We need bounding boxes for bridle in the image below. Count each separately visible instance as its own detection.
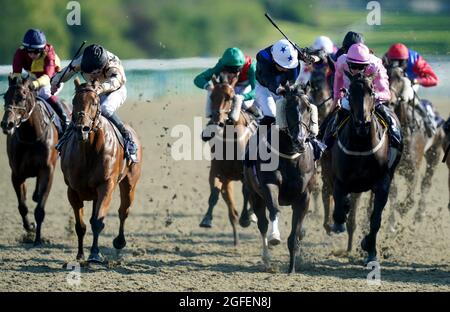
[74,86,101,132]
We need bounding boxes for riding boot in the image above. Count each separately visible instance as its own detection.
[309,136,327,161]
[107,113,139,163]
[245,104,263,120]
[55,123,74,152]
[375,104,402,149]
[47,97,70,131]
[322,108,349,149]
[415,101,436,137]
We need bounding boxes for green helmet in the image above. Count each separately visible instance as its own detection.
[221,47,245,67]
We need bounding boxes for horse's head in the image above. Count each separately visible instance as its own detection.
[73,77,101,141]
[310,65,329,101]
[1,75,36,135]
[348,73,375,137]
[386,65,411,124]
[277,81,312,140]
[209,74,238,127]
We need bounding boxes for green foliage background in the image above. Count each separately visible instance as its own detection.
[0,0,448,65]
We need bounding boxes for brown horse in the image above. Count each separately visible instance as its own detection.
[323,74,401,264]
[387,66,444,227]
[60,78,142,262]
[199,74,256,246]
[1,75,59,246]
[244,82,316,274]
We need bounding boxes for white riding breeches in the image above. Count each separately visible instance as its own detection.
[255,81,282,118]
[38,83,64,100]
[100,85,127,117]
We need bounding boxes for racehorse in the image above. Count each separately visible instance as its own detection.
[388,66,444,226]
[244,81,315,274]
[308,63,333,218]
[1,75,59,246]
[60,78,142,262]
[199,74,256,246]
[323,73,401,264]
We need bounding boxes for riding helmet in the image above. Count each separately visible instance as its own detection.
[81,44,108,73]
[22,29,47,50]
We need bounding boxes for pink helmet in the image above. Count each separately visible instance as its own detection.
[346,43,371,64]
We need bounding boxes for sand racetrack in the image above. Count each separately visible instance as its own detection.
[0,95,449,292]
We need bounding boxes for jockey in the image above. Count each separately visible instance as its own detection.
[322,42,402,150]
[384,43,439,136]
[255,39,326,158]
[194,47,262,122]
[51,44,138,163]
[12,29,69,129]
[298,36,336,86]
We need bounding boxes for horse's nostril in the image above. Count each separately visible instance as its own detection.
[7,122,14,129]
[82,126,90,132]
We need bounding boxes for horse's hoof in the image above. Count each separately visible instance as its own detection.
[76,253,85,261]
[113,236,126,250]
[268,232,281,246]
[25,222,36,233]
[363,254,378,266]
[33,239,43,247]
[239,215,251,228]
[199,216,212,228]
[331,223,346,234]
[88,253,105,264]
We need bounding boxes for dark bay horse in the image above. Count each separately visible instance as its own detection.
[199,74,256,246]
[1,76,59,246]
[309,63,333,217]
[388,66,444,226]
[324,74,401,264]
[60,78,142,262]
[244,82,315,274]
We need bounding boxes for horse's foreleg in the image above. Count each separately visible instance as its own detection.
[88,181,114,263]
[221,180,239,246]
[387,179,398,233]
[68,187,85,260]
[33,167,54,246]
[239,182,253,228]
[322,178,333,235]
[346,193,361,253]
[287,192,310,274]
[332,181,350,233]
[200,169,222,228]
[251,193,270,268]
[261,183,281,246]
[12,174,34,233]
[417,146,440,222]
[361,174,391,264]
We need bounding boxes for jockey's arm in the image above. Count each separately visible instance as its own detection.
[193,63,219,90]
[95,66,125,95]
[331,61,345,110]
[51,55,82,88]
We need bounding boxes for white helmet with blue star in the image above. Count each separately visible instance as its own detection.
[271,39,298,69]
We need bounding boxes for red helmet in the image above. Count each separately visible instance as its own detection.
[387,43,409,60]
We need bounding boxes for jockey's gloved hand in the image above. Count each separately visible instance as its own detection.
[230,94,245,122]
[30,81,39,91]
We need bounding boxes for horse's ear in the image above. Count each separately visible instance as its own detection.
[74,77,81,88]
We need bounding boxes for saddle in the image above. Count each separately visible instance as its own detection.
[36,96,64,136]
